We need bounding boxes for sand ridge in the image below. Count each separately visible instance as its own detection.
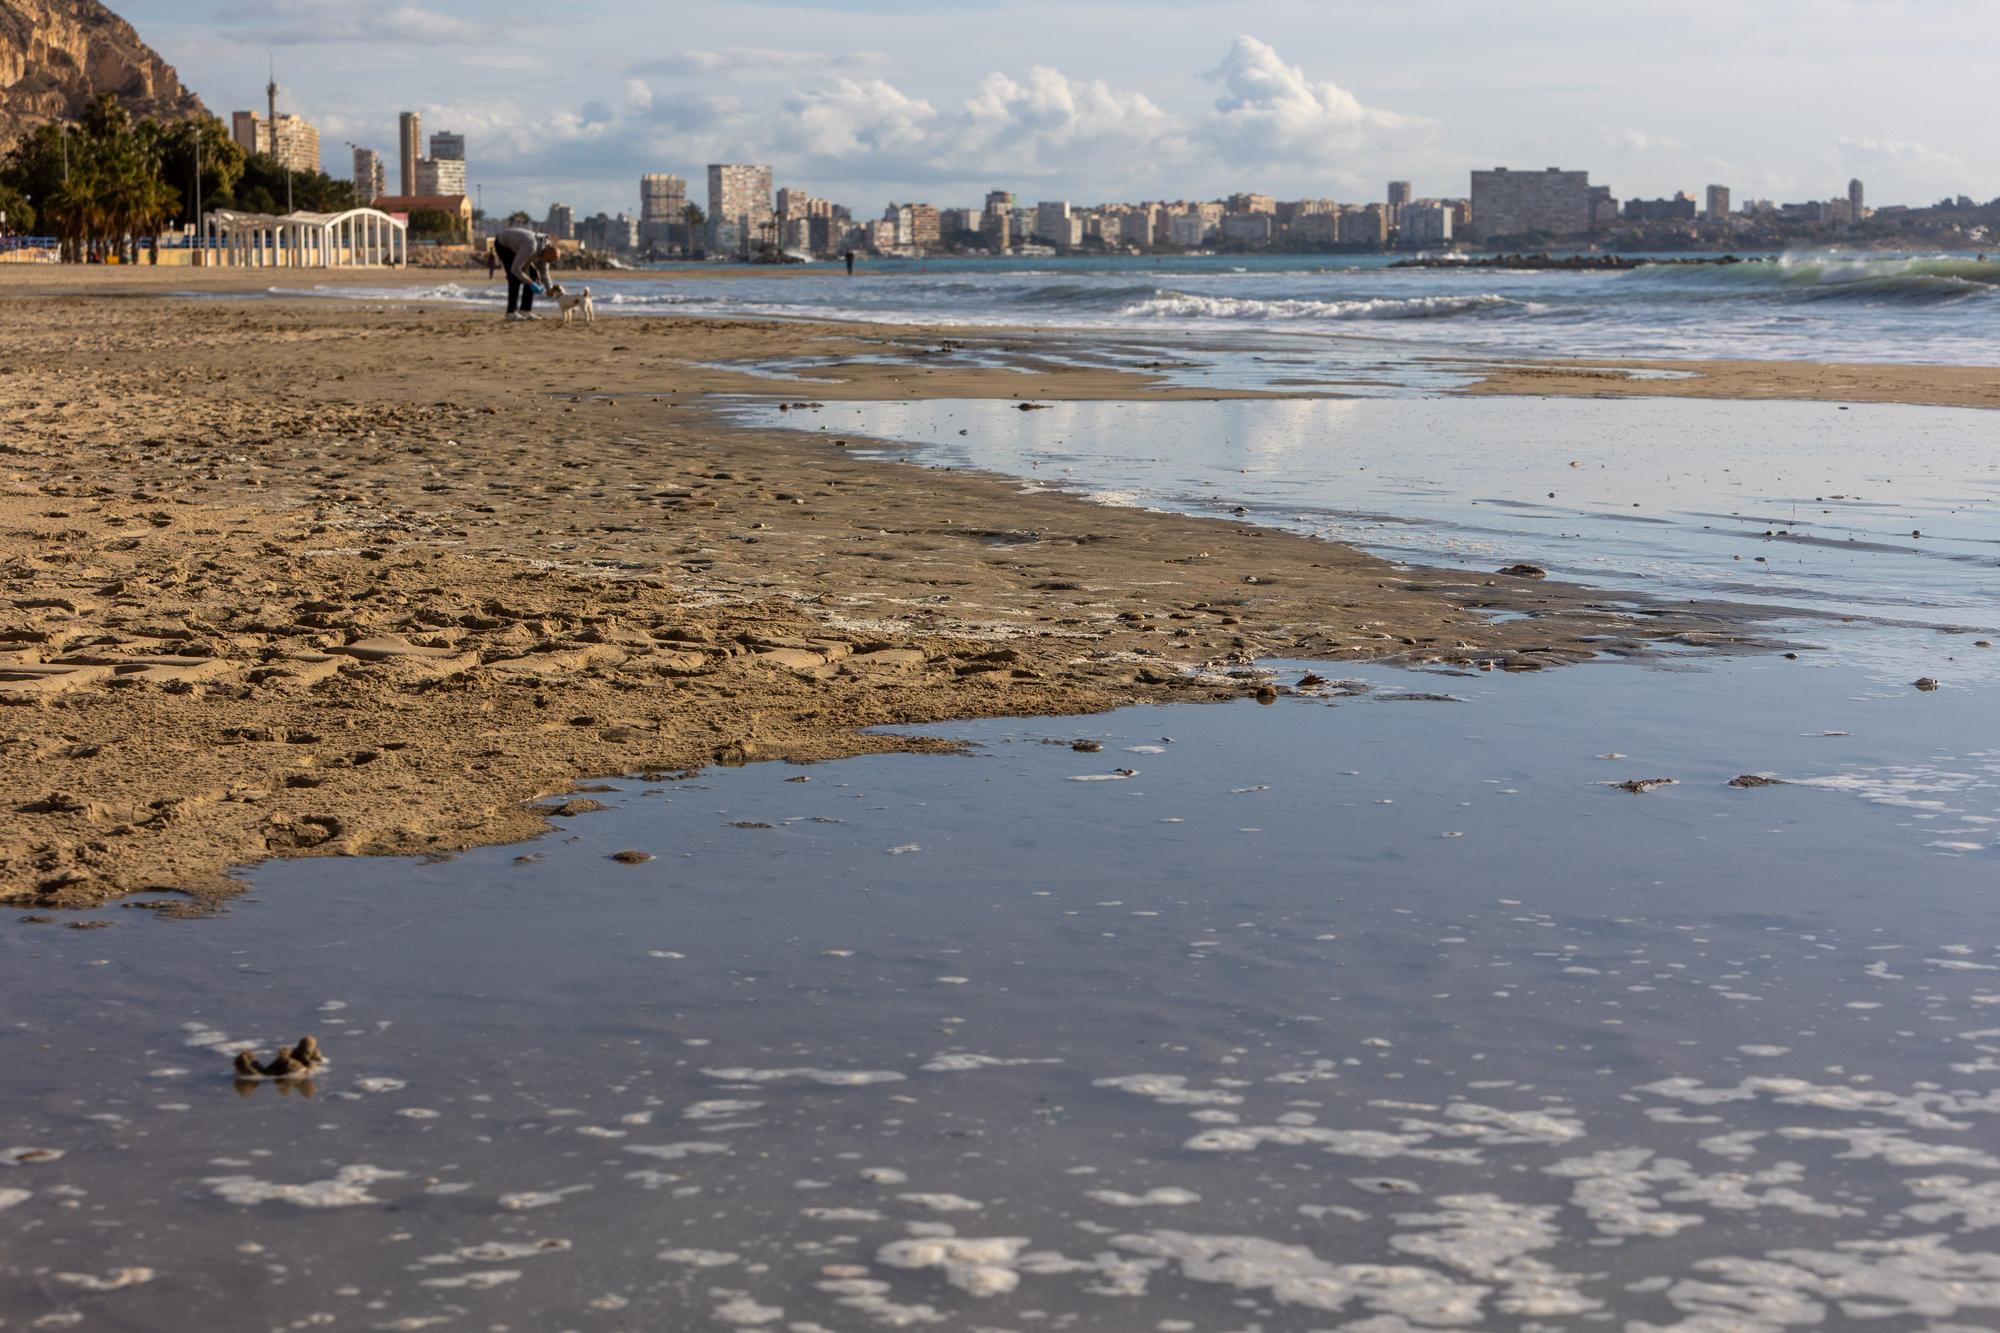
[4,290,1767,910]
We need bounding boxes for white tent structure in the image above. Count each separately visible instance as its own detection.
[201,206,408,268]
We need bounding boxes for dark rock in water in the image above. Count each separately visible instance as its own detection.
[232,1035,327,1080]
[1913,677,1941,691]
[1016,402,1051,411]
[1976,641,1993,649]
[1728,774,1787,788]
[1071,739,1102,752]
[1297,673,1328,688]
[1254,684,1279,704]
[714,739,761,765]
[1613,777,1677,793]
[609,848,654,863]
[1497,564,1547,579]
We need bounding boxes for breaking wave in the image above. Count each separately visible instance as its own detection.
[1634,253,2000,304]
[1119,291,1528,321]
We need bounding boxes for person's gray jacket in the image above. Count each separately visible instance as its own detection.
[494,227,550,282]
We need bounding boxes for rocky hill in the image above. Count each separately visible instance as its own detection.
[0,0,203,148]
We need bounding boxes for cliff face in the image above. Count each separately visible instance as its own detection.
[0,0,204,148]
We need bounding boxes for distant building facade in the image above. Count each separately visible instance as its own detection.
[413,157,465,197]
[1848,178,1865,221]
[1399,202,1453,244]
[545,202,575,240]
[980,202,1011,251]
[1034,200,1071,245]
[1470,167,1592,238]
[1623,192,1698,222]
[352,146,385,205]
[231,110,320,174]
[641,173,688,221]
[373,193,472,241]
[1387,180,1412,210]
[708,163,774,256]
[398,111,422,197]
[1705,184,1731,221]
[429,131,465,162]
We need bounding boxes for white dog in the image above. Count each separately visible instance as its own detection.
[548,283,595,325]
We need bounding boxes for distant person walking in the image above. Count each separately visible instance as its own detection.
[843,249,855,276]
[493,224,558,321]
[486,245,498,279]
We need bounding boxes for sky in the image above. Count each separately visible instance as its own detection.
[122,0,1999,220]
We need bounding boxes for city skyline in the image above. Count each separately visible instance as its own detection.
[133,0,1999,220]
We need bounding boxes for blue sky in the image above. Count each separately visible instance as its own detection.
[124,0,1997,219]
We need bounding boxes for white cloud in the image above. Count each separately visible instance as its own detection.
[959,67,1180,174]
[217,0,479,45]
[1599,127,1684,154]
[1835,135,1966,173]
[632,48,888,80]
[1200,34,1429,168]
[782,78,938,159]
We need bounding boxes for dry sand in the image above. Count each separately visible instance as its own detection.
[10,267,1963,911]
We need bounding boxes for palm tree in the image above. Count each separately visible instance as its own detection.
[47,166,103,262]
[681,201,704,258]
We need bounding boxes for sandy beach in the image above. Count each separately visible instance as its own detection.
[3,266,1983,909]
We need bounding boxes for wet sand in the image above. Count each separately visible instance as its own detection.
[7,268,1975,908]
[1459,356,2000,410]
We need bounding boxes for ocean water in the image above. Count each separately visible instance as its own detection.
[289,250,2000,366]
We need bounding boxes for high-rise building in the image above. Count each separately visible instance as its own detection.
[352,147,385,205]
[545,202,575,240]
[413,158,466,196]
[908,203,940,253]
[1034,200,1071,245]
[1704,184,1731,221]
[707,163,774,256]
[1469,167,1592,238]
[230,110,321,174]
[1167,211,1209,247]
[1228,192,1276,215]
[398,112,422,197]
[1339,204,1390,245]
[980,203,1011,251]
[641,173,688,221]
[1848,178,1865,222]
[1387,181,1413,210]
[1400,202,1453,245]
[429,132,465,162]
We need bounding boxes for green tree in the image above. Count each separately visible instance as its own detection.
[155,116,244,224]
[505,209,531,225]
[406,207,460,241]
[681,201,704,257]
[0,181,34,233]
[233,152,355,214]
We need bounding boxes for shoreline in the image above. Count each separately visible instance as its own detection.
[0,282,1965,910]
[8,267,1996,409]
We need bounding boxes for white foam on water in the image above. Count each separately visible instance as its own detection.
[205,1164,404,1208]
[703,1067,906,1086]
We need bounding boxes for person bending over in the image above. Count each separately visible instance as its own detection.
[493,225,559,320]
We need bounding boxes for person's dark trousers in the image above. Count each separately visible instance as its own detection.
[495,243,533,314]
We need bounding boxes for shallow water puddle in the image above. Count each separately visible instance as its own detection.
[740,396,2000,678]
[2,655,1995,1330]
